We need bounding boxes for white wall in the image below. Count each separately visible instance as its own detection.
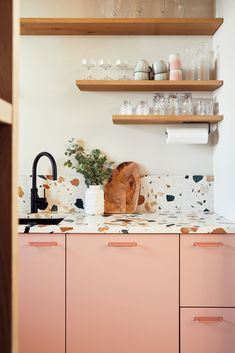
[213,0,235,220]
[19,0,214,176]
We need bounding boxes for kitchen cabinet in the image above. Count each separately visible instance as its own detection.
[19,234,65,353]
[181,308,235,353]
[180,235,235,307]
[67,234,179,353]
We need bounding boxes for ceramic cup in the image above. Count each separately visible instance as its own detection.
[152,60,167,74]
[169,53,182,70]
[169,69,183,80]
[134,72,149,80]
[135,60,151,73]
[154,72,168,80]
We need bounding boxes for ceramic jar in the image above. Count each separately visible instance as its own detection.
[85,185,104,215]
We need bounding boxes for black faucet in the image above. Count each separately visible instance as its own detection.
[31,152,57,213]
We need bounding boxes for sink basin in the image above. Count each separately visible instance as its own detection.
[19,218,64,226]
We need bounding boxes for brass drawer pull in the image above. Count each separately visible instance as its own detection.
[193,242,224,248]
[29,241,58,247]
[107,242,138,248]
[194,316,224,323]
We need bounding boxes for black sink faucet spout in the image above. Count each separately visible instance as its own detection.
[31,152,57,213]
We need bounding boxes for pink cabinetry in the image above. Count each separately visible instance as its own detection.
[181,308,235,353]
[180,235,235,307]
[67,234,179,353]
[19,234,65,353]
[180,234,235,353]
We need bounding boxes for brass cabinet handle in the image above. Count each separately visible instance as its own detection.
[194,316,224,323]
[107,242,138,248]
[193,242,224,248]
[29,241,58,247]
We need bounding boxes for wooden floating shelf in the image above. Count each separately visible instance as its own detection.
[0,98,12,125]
[112,115,224,124]
[76,80,223,92]
[20,18,223,36]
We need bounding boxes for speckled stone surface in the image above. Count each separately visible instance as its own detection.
[18,211,235,234]
[18,174,214,214]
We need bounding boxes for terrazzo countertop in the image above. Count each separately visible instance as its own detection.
[18,211,235,234]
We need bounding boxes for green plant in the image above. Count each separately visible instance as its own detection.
[64,139,114,187]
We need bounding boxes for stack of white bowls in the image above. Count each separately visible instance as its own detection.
[134,60,152,80]
[152,60,168,80]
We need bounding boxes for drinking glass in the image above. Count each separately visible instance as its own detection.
[116,59,129,80]
[113,0,123,17]
[99,59,113,80]
[195,99,206,115]
[135,0,144,17]
[183,47,196,80]
[160,0,171,17]
[195,42,210,81]
[126,61,135,80]
[99,0,115,17]
[173,0,185,18]
[136,101,149,115]
[167,94,180,115]
[179,93,193,115]
[153,93,166,115]
[205,99,214,115]
[120,100,133,115]
[82,58,96,80]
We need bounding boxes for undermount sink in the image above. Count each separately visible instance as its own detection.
[19,218,64,226]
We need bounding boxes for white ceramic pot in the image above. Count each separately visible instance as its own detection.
[85,185,104,215]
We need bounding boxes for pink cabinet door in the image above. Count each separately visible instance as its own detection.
[19,234,65,353]
[181,235,235,307]
[67,234,179,353]
[181,308,235,353]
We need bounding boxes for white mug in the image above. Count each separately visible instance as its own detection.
[135,60,150,73]
[152,60,167,74]
[134,72,149,80]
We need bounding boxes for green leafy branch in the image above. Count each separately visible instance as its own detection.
[64,139,114,187]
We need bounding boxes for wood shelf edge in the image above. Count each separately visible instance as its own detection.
[76,80,223,92]
[20,17,224,36]
[0,98,12,125]
[112,115,224,124]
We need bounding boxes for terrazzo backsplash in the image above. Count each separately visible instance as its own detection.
[18,174,214,214]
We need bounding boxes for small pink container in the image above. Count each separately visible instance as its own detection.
[170,69,183,80]
[169,53,182,70]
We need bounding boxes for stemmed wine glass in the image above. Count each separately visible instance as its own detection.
[82,58,96,80]
[116,59,129,80]
[99,59,113,80]
[135,0,144,17]
[160,0,170,17]
[173,0,185,18]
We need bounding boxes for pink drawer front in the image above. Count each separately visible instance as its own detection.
[181,308,235,353]
[180,235,235,307]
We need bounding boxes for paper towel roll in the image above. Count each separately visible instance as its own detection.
[166,124,209,144]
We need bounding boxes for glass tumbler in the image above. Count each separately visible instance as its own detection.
[196,99,206,115]
[179,93,193,115]
[195,43,210,81]
[120,100,133,115]
[136,100,149,115]
[167,94,180,115]
[205,99,214,115]
[153,93,166,115]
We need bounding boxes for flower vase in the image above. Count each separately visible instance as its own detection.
[85,185,104,215]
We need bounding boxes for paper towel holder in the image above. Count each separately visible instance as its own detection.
[165,122,218,137]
